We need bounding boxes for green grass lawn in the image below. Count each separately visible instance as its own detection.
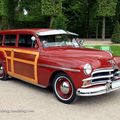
[85,45,120,56]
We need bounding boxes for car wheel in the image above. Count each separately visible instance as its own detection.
[52,73,76,104]
[0,63,8,80]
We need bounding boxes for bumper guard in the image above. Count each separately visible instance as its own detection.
[76,80,120,96]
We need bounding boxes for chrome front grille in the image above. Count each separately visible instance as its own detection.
[91,68,120,83]
[82,67,120,88]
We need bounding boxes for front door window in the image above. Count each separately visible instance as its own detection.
[18,34,36,48]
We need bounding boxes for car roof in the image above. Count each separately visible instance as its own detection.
[0,28,78,36]
[0,28,51,34]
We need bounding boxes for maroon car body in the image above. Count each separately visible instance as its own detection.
[0,29,120,103]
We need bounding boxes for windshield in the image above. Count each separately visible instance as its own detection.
[39,35,81,48]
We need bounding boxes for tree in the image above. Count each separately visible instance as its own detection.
[0,0,16,29]
[97,0,118,40]
[111,21,120,43]
[63,0,87,36]
[0,0,5,16]
[41,0,62,28]
[15,0,41,21]
[115,0,120,22]
[0,0,118,38]
[0,0,7,29]
[52,14,67,29]
[63,0,98,37]
[4,0,15,28]
[15,0,63,28]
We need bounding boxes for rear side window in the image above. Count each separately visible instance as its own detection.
[4,35,16,46]
[0,35,3,45]
[18,34,35,48]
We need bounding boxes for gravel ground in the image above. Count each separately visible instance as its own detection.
[0,79,120,120]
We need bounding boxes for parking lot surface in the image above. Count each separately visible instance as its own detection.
[0,79,120,120]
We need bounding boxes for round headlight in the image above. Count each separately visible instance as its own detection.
[84,64,92,75]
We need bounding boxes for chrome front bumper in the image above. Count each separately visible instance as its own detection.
[76,80,120,96]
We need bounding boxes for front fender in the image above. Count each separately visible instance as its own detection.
[114,56,120,68]
[38,56,93,89]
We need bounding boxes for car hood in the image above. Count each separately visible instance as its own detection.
[43,47,112,60]
[41,47,113,69]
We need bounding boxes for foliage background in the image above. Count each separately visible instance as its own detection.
[0,0,120,40]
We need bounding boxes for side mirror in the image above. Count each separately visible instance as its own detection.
[31,36,36,48]
[31,36,36,41]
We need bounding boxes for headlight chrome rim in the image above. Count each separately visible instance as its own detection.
[84,64,92,75]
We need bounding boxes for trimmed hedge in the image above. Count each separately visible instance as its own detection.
[111,21,120,43]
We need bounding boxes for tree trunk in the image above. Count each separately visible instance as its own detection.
[1,17,9,30]
[102,17,106,40]
[50,16,54,28]
[96,21,99,39]
[86,1,89,38]
[0,17,2,30]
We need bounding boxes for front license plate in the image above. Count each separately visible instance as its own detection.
[112,81,120,89]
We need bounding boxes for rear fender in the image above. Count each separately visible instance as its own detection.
[0,51,7,74]
[0,51,6,61]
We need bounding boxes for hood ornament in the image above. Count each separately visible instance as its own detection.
[108,60,119,69]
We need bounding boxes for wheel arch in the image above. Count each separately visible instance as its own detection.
[49,70,68,87]
[0,51,6,61]
[0,51,7,74]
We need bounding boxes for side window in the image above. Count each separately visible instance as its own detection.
[0,35,3,45]
[18,34,36,48]
[4,35,16,46]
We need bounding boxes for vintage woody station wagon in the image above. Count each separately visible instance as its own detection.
[0,29,120,104]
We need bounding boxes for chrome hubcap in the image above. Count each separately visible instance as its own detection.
[60,81,70,94]
[0,66,4,78]
[55,76,73,100]
[0,66,3,74]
